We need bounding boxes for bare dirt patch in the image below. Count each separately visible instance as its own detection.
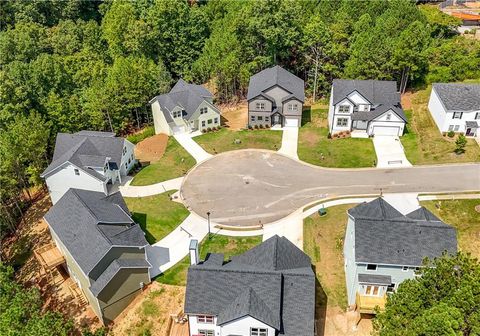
[218,101,248,130]
[111,282,186,336]
[401,91,413,110]
[135,134,168,163]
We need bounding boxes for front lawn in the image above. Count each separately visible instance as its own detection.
[131,137,195,186]
[298,105,376,168]
[194,127,282,154]
[304,204,354,311]
[400,87,480,164]
[420,199,480,259]
[156,235,262,286]
[124,191,189,244]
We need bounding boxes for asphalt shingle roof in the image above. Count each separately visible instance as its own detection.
[247,65,305,102]
[185,235,315,336]
[433,83,480,111]
[358,274,392,285]
[350,199,457,266]
[41,131,126,179]
[332,79,406,121]
[44,189,148,276]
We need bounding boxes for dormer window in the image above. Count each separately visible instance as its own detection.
[197,315,214,323]
[256,102,265,110]
[74,168,80,176]
[200,107,208,114]
[339,105,350,113]
[386,113,392,121]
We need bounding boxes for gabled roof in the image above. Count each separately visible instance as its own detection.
[44,189,148,277]
[432,83,480,111]
[247,65,305,102]
[350,199,457,267]
[151,79,215,122]
[185,235,315,336]
[41,131,125,179]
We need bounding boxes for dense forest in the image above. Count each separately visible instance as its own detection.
[1,0,480,238]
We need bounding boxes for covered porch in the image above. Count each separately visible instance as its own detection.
[465,121,479,137]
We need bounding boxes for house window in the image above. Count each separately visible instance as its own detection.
[128,158,131,164]
[200,107,208,115]
[402,266,409,272]
[214,117,218,124]
[386,113,392,121]
[387,283,396,293]
[453,112,463,119]
[336,118,348,127]
[338,105,350,113]
[366,264,377,271]
[251,328,268,336]
[207,119,213,124]
[197,315,214,323]
[202,120,206,127]
[365,285,380,296]
[265,116,269,121]
[288,104,298,112]
[198,330,214,336]
[475,112,480,120]
[448,125,455,131]
[123,147,127,155]
[454,125,460,131]
[258,116,263,121]
[256,102,265,110]
[74,168,80,175]
[251,116,255,122]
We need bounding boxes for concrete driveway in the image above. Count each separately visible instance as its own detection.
[278,127,299,160]
[373,136,412,168]
[180,150,480,227]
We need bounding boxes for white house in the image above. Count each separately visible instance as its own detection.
[41,131,136,204]
[184,236,315,336]
[150,79,221,135]
[428,83,480,137]
[328,79,407,137]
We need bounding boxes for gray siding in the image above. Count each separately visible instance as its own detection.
[264,85,290,113]
[248,98,273,112]
[89,247,147,280]
[249,111,272,127]
[282,99,303,117]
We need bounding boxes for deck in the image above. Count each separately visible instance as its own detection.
[356,292,386,314]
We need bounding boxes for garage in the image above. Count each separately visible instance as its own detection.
[373,126,401,136]
[284,117,299,128]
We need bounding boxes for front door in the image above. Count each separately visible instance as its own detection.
[274,114,281,125]
[466,128,473,136]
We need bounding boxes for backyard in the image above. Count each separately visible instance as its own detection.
[124,191,190,244]
[421,198,480,259]
[195,127,283,154]
[400,86,480,164]
[130,137,195,186]
[298,105,377,168]
[156,235,262,286]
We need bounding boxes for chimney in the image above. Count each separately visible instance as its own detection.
[189,239,199,265]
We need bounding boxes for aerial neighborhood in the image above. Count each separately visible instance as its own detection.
[2,1,480,336]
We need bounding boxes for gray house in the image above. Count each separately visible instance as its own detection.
[44,189,151,324]
[184,235,315,336]
[150,79,221,135]
[328,79,407,137]
[247,65,305,128]
[343,198,457,314]
[40,131,136,204]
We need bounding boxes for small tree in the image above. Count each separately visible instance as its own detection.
[455,134,467,154]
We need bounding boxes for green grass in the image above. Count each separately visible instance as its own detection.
[401,86,480,164]
[194,127,282,154]
[126,126,155,144]
[131,137,195,186]
[298,105,376,168]
[304,204,355,310]
[156,235,262,286]
[124,191,189,244]
[421,199,480,259]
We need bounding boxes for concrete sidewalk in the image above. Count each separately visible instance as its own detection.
[174,133,212,163]
[373,136,412,168]
[119,177,183,197]
[278,127,299,160]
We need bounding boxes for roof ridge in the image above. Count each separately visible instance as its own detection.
[273,236,278,270]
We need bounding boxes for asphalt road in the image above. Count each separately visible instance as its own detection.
[180,150,480,226]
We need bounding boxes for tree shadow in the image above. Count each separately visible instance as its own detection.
[313,266,327,336]
[302,106,312,126]
[131,212,156,244]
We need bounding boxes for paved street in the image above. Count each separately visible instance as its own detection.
[181,150,480,226]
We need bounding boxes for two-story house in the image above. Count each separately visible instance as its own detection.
[44,189,151,324]
[343,198,457,314]
[150,79,221,135]
[184,235,315,336]
[329,79,407,137]
[40,131,136,204]
[247,65,305,128]
[428,83,480,137]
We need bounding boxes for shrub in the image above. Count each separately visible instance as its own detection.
[259,124,264,129]
[202,129,207,133]
[254,124,259,129]
[265,124,270,128]
[126,126,155,144]
[207,127,212,132]
[327,132,332,139]
[447,130,455,138]
[455,134,467,154]
[212,126,217,131]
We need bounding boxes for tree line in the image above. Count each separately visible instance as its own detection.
[1,0,479,239]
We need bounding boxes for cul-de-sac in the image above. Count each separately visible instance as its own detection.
[2,1,480,336]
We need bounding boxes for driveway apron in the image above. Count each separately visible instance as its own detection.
[278,127,299,160]
[373,136,412,168]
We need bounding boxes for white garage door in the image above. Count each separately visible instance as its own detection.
[284,117,299,128]
[373,126,400,136]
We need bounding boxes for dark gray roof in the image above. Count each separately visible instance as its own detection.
[44,189,147,276]
[41,131,126,178]
[151,79,214,122]
[247,65,305,102]
[351,198,457,266]
[358,273,392,285]
[90,259,150,296]
[433,83,480,111]
[466,121,479,128]
[332,79,406,122]
[406,207,441,222]
[185,235,315,336]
